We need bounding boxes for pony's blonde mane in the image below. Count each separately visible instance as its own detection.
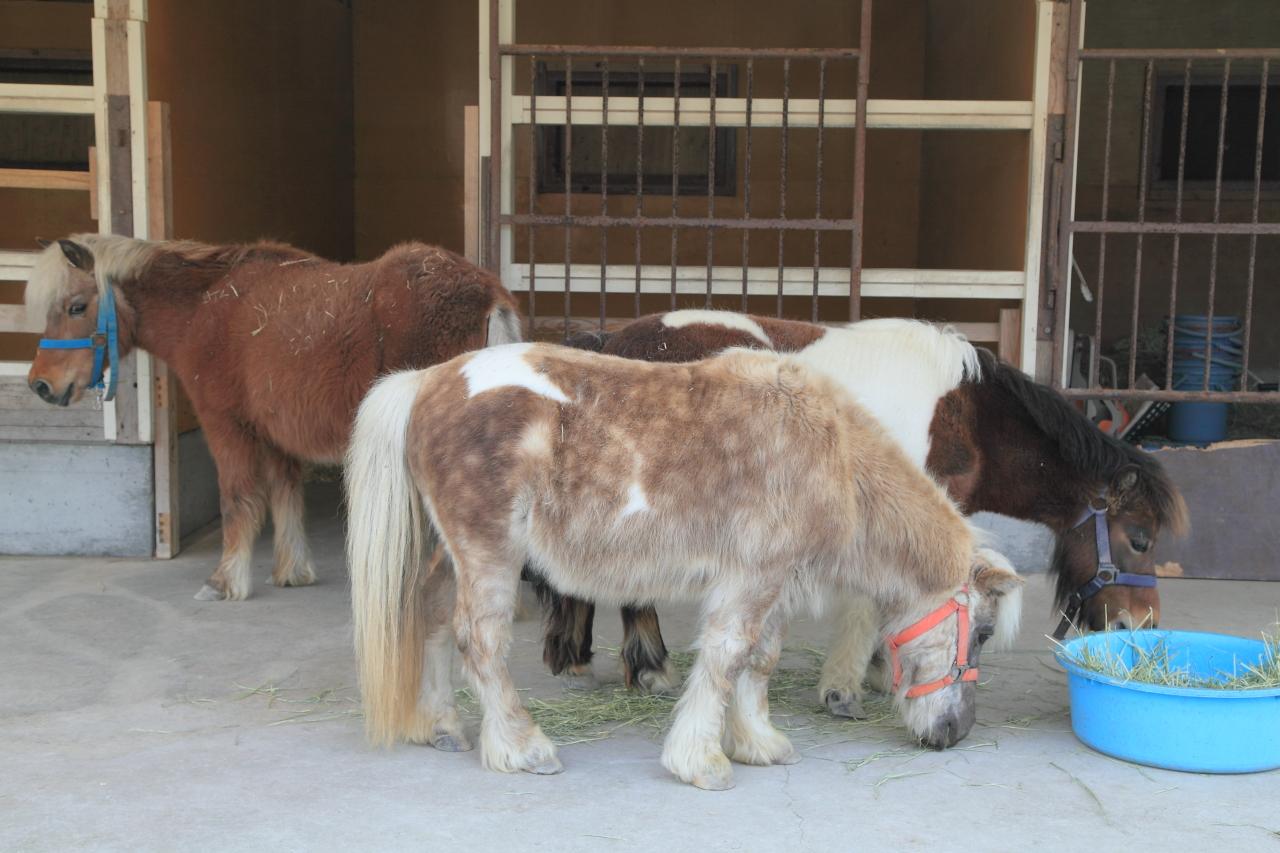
[25,234,168,322]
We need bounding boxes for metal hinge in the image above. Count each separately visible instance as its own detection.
[154,375,168,409]
[157,512,171,545]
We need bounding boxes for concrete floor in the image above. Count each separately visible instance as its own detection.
[3,484,1279,853]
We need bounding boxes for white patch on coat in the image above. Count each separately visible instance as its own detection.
[789,318,980,466]
[662,309,772,346]
[461,343,570,403]
[618,482,650,519]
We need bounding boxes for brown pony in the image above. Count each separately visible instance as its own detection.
[531,310,1189,717]
[25,235,520,600]
[345,343,1023,788]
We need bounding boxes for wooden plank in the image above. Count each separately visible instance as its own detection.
[0,168,92,191]
[0,250,38,282]
[88,146,98,219]
[509,96,1035,130]
[1020,0,1055,374]
[0,83,95,115]
[952,322,1001,344]
[0,424,109,442]
[0,306,40,334]
[999,307,1023,368]
[93,9,141,445]
[148,100,178,558]
[464,105,480,264]
[509,264,1025,300]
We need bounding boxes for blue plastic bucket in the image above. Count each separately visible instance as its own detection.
[1055,630,1280,773]
[1166,315,1243,444]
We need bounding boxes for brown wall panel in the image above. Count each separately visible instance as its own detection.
[147,0,354,260]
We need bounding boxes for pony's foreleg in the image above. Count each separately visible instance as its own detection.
[661,580,783,791]
[454,556,560,775]
[262,451,317,589]
[817,593,881,719]
[405,552,471,752]
[722,605,798,767]
[621,605,680,695]
[196,423,267,601]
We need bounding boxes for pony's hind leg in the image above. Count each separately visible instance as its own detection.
[455,554,560,775]
[817,593,880,719]
[622,605,680,695]
[722,605,798,767]
[661,579,784,790]
[405,549,470,752]
[262,451,317,588]
[527,570,598,688]
[195,422,266,601]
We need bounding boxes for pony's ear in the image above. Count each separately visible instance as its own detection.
[1111,464,1141,497]
[36,237,53,249]
[971,554,1024,597]
[58,239,93,271]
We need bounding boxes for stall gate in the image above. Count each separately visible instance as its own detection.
[1050,0,1280,402]
[479,0,1057,369]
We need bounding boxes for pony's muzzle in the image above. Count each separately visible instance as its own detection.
[920,684,976,750]
[29,377,71,407]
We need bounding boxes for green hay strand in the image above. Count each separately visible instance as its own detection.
[1055,626,1280,691]
[456,646,902,746]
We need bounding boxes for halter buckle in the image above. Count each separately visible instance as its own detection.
[1096,566,1117,584]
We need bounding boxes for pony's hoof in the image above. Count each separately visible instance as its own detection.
[431,733,473,753]
[560,671,599,691]
[636,663,681,696]
[273,564,317,588]
[774,746,802,766]
[194,584,224,601]
[524,755,564,775]
[824,689,867,720]
[691,770,735,791]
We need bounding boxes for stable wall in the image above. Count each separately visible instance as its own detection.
[147,0,355,260]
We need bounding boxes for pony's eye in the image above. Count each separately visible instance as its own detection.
[68,303,87,317]
[976,627,994,645]
[1131,534,1150,553]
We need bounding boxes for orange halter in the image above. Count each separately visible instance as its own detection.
[886,586,978,699]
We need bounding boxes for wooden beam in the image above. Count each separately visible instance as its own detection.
[148,101,179,559]
[999,307,1023,369]
[0,305,41,334]
[509,96,1035,130]
[0,83,95,115]
[464,105,480,264]
[0,168,93,191]
[508,264,1026,300]
[0,250,38,281]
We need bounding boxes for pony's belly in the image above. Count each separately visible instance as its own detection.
[525,551,712,607]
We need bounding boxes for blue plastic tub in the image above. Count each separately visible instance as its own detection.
[1166,315,1243,444]
[1055,630,1280,773]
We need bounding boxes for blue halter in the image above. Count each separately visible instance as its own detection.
[37,277,120,402]
[1051,492,1158,639]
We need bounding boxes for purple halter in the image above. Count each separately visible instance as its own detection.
[1051,492,1158,640]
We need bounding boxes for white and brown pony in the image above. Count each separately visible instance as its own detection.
[532,310,1189,718]
[25,235,520,599]
[345,342,1022,789]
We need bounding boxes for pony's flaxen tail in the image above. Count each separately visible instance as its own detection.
[486,303,524,347]
[346,369,433,746]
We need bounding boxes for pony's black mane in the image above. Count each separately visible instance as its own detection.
[974,347,1186,535]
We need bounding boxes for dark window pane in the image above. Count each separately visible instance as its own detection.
[1159,81,1279,183]
[536,64,738,196]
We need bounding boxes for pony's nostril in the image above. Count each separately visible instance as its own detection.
[30,379,54,402]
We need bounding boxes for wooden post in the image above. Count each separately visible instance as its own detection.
[999,307,1023,369]
[464,105,480,264]
[92,0,150,444]
[147,101,179,558]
